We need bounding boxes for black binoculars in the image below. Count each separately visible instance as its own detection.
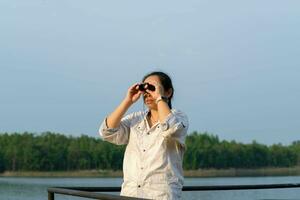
[138,83,155,91]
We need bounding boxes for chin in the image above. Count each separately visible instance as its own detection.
[144,102,157,110]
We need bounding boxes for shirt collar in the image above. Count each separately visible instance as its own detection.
[142,109,161,130]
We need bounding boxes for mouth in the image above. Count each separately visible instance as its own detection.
[145,99,153,103]
[144,98,154,104]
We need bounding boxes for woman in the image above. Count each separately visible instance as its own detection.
[99,71,189,200]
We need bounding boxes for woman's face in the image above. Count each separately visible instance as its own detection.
[142,75,162,109]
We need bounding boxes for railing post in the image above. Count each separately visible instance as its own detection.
[48,191,54,200]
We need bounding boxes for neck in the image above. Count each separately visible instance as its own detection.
[149,109,159,122]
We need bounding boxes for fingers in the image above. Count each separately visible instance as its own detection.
[137,90,142,97]
[135,88,142,94]
[132,90,143,103]
[129,83,139,90]
[132,83,143,94]
[128,83,140,95]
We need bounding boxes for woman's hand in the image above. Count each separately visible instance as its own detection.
[106,83,141,129]
[124,83,142,105]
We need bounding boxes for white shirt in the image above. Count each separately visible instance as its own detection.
[99,109,189,200]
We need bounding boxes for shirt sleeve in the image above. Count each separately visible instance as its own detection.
[99,113,133,145]
[160,110,189,147]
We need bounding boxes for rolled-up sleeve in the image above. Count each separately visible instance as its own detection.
[99,114,133,145]
[160,110,189,147]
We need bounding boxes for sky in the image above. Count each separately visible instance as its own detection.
[1,0,299,145]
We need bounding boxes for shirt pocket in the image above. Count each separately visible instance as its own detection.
[131,121,147,135]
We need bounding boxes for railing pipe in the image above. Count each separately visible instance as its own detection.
[53,183,300,192]
[47,183,300,200]
[182,183,300,191]
[47,187,149,200]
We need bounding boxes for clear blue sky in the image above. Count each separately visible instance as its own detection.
[1,0,299,145]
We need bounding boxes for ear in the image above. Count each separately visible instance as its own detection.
[165,88,173,98]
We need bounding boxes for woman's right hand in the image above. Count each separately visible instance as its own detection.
[124,83,142,105]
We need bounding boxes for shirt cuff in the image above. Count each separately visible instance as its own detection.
[101,118,119,133]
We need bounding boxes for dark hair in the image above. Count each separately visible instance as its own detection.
[142,71,174,109]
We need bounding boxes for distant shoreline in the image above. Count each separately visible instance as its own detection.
[1,167,300,178]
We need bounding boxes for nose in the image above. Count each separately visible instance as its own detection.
[143,92,150,97]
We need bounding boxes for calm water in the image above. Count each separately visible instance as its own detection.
[1,176,300,200]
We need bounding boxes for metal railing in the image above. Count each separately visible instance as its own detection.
[48,183,300,200]
[47,187,146,200]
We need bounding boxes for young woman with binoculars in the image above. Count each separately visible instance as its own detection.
[99,71,189,200]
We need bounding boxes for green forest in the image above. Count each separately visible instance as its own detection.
[0,131,299,173]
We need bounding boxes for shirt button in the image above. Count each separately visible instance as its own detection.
[138,185,141,188]
[143,149,146,152]
[147,132,150,135]
[141,167,143,170]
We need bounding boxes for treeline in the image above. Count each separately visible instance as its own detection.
[184,132,300,169]
[0,132,299,172]
[0,132,124,172]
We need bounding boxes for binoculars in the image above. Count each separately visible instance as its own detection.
[138,83,155,91]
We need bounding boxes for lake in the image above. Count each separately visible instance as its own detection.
[1,176,300,200]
